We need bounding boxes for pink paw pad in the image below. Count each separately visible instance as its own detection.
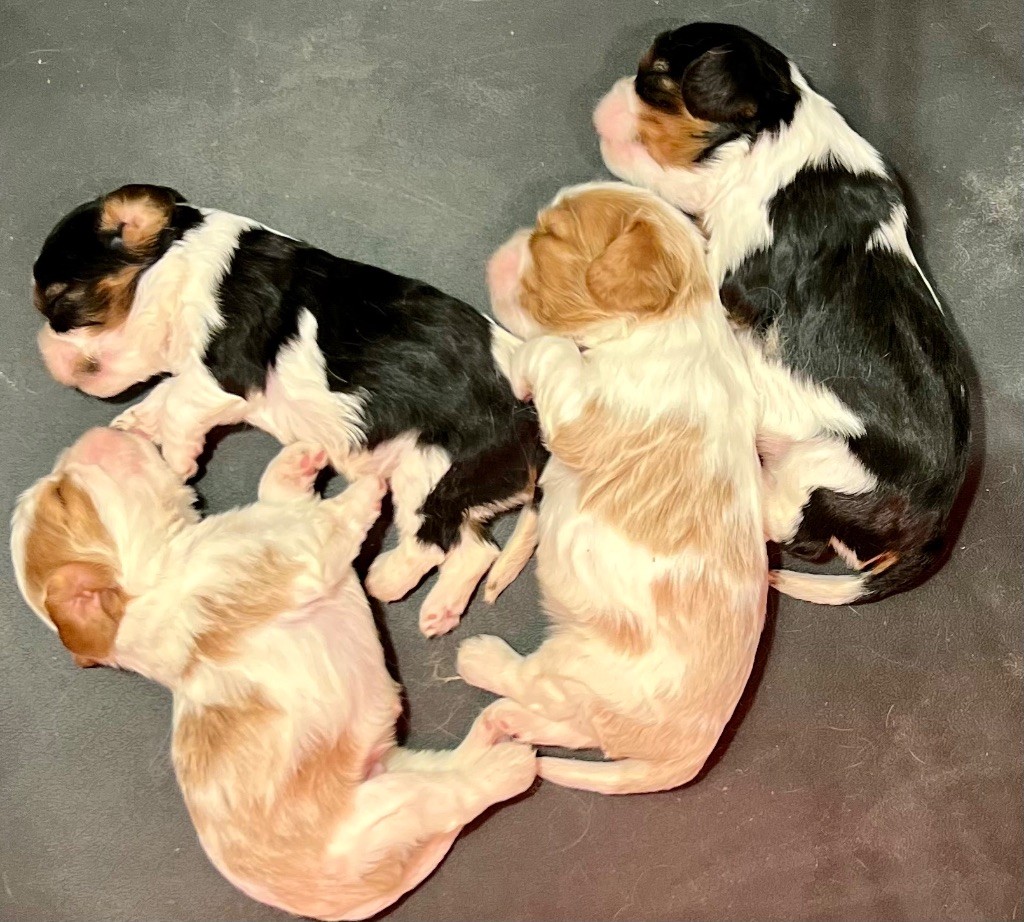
[419,605,461,638]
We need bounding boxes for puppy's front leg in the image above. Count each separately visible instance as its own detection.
[115,369,248,480]
[258,442,329,503]
[320,476,388,572]
[109,376,177,444]
[511,335,587,435]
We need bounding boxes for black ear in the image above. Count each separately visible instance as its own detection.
[680,38,797,128]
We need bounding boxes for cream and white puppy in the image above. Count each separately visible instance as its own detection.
[457,182,768,795]
[10,428,535,920]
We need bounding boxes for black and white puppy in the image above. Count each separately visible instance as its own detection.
[595,23,971,604]
[33,184,544,635]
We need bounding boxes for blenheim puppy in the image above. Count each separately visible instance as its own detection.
[594,22,971,604]
[10,429,535,920]
[457,183,767,794]
[32,184,544,634]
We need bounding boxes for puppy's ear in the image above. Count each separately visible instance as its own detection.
[100,184,181,255]
[680,41,795,126]
[585,217,682,318]
[43,562,127,667]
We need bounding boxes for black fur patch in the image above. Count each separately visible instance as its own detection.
[724,165,971,595]
[203,228,543,552]
[637,22,798,144]
[34,197,203,332]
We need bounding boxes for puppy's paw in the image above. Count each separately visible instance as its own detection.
[260,442,330,501]
[366,544,442,603]
[461,700,514,751]
[110,405,162,444]
[509,370,533,404]
[418,597,463,639]
[161,441,202,482]
[457,634,518,692]
[479,699,535,743]
[343,475,387,524]
[479,740,537,802]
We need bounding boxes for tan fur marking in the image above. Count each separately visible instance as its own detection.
[174,691,369,912]
[174,691,284,793]
[89,265,143,330]
[99,184,177,254]
[590,575,757,762]
[22,476,128,665]
[594,616,649,657]
[637,101,716,169]
[550,401,734,558]
[519,188,713,335]
[191,550,301,665]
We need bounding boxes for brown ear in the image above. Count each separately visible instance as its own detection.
[584,217,683,318]
[43,562,127,666]
[100,184,180,254]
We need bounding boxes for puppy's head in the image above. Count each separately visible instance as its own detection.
[34,184,190,396]
[488,183,713,345]
[11,427,196,668]
[596,23,799,170]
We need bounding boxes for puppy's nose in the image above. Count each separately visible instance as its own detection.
[487,231,529,294]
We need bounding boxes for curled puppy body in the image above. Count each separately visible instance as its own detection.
[594,23,971,604]
[31,184,544,635]
[10,429,535,920]
[459,182,767,795]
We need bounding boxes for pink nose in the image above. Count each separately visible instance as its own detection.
[593,77,637,142]
[487,231,528,299]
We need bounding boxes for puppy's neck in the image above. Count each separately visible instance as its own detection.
[109,519,200,687]
[127,209,261,375]
[702,65,888,218]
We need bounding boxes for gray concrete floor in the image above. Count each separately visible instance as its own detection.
[1,1,1021,919]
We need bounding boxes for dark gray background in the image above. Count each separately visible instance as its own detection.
[1,1,1021,919]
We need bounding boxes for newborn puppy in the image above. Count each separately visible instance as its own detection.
[594,23,971,604]
[10,429,535,921]
[32,185,544,634]
[458,182,767,794]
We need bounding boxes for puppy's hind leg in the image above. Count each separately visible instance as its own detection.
[317,476,388,576]
[479,698,599,750]
[457,635,589,725]
[484,503,539,603]
[365,444,450,603]
[342,723,535,916]
[413,444,538,636]
[418,525,499,637]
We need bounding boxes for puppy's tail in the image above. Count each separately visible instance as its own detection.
[538,755,702,795]
[484,503,539,603]
[770,546,939,605]
[768,569,868,605]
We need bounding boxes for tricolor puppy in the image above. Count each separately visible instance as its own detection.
[594,22,971,604]
[32,184,544,635]
[457,183,767,794]
[10,429,536,921]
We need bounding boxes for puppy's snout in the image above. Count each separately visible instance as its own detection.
[78,355,101,376]
[37,324,96,387]
[486,230,529,300]
[593,77,639,142]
